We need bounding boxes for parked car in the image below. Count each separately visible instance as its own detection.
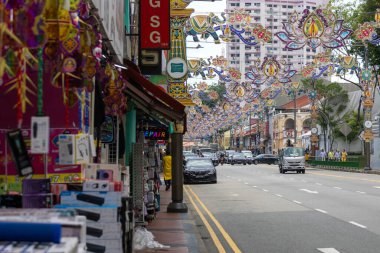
[201,152,219,166]
[252,154,279,165]
[244,153,255,164]
[230,153,247,165]
[183,158,217,184]
[183,152,198,164]
[225,150,237,164]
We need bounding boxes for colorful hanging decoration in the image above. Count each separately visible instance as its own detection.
[186,9,272,46]
[275,8,352,50]
[187,58,211,80]
[245,56,297,86]
[301,52,337,79]
[353,10,380,45]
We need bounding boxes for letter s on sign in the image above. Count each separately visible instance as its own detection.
[150,16,160,28]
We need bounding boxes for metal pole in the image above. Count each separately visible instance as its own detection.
[249,110,252,149]
[364,45,371,170]
[293,92,297,145]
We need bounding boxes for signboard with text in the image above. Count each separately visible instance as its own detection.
[140,0,170,49]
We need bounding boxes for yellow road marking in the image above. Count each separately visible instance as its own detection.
[308,171,380,183]
[184,186,227,253]
[187,186,243,253]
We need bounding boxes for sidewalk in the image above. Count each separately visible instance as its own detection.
[134,186,208,253]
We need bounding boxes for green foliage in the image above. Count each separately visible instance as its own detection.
[301,78,349,149]
[330,0,380,67]
[200,82,226,108]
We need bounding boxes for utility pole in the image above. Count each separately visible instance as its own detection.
[249,110,252,149]
[293,92,297,145]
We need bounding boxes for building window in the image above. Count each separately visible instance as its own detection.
[254,10,260,14]
[245,3,251,6]
[254,3,260,7]
[245,46,251,50]
[282,12,287,15]
[282,5,286,8]
[267,4,272,7]
[288,5,293,9]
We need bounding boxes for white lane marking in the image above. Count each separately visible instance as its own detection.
[276,194,283,197]
[244,182,249,185]
[263,189,269,192]
[333,187,342,190]
[293,200,302,204]
[315,209,328,214]
[316,183,323,186]
[231,194,239,197]
[301,180,307,182]
[356,191,366,194]
[300,189,319,194]
[237,179,241,182]
[349,221,367,229]
[373,186,380,189]
[317,248,341,253]
[226,176,231,178]
[252,186,257,188]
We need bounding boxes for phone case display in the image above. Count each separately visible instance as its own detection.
[0,209,86,252]
[31,116,50,154]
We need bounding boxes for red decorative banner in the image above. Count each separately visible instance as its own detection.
[140,0,170,49]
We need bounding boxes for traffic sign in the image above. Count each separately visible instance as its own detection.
[339,123,352,137]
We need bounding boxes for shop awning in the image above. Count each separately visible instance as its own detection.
[120,61,186,128]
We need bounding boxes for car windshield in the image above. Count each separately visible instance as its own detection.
[186,159,213,168]
[202,152,213,157]
[234,153,245,158]
[245,153,253,158]
[283,148,304,157]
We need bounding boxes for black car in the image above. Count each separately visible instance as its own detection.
[230,153,247,165]
[201,152,219,166]
[252,154,279,165]
[184,158,217,184]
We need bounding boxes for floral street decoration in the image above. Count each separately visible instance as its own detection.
[245,56,297,86]
[186,9,272,46]
[275,8,352,50]
[301,51,336,79]
[353,10,380,45]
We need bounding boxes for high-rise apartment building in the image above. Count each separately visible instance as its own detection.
[226,0,330,82]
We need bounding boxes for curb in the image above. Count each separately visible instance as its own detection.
[307,166,380,175]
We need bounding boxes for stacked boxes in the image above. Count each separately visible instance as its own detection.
[58,191,124,253]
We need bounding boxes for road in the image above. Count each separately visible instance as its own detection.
[184,164,380,253]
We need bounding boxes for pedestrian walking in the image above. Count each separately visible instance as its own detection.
[328,150,334,161]
[334,150,340,161]
[162,150,172,191]
[320,149,327,161]
[341,149,348,162]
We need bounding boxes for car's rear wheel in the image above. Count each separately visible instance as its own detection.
[273,160,278,165]
[302,170,306,174]
[231,162,234,165]
[243,163,247,165]
[254,160,258,165]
